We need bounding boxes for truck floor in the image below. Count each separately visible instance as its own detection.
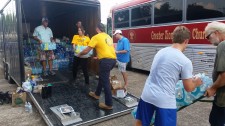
[32,70,136,126]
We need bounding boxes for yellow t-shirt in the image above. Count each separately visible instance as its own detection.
[71,35,90,46]
[88,33,116,59]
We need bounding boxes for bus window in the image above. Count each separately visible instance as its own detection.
[0,15,2,51]
[154,0,182,24]
[187,0,225,21]
[107,17,112,36]
[114,9,129,28]
[131,3,151,27]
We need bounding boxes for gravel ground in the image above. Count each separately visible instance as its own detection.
[0,69,46,126]
[0,67,213,126]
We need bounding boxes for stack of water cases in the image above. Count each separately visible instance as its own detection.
[23,39,74,75]
[175,73,213,109]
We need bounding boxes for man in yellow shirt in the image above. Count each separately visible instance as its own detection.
[78,23,116,110]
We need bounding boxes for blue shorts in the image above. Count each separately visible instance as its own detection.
[136,99,177,126]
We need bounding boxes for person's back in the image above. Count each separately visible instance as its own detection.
[141,46,192,108]
[90,32,116,59]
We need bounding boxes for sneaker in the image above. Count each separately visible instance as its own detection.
[49,70,56,76]
[89,91,100,100]
[43,71,48,76]
[99,103,113,110]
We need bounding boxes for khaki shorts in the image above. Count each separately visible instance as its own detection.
[117,60,127,72]
[38,50,55,61]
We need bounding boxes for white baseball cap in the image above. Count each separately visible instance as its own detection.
[42,17,49,22]
[113,30,122,35]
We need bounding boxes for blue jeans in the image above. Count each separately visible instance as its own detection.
[95,58,116,106]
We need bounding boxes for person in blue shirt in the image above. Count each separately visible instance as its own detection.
[114,30,130,90]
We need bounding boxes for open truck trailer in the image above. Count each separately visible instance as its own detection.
[0,0,138,125]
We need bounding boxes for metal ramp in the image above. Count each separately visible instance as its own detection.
[29,70,138,126]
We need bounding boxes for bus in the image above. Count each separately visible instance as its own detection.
[109,0,225,76]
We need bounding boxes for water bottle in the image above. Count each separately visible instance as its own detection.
[131,107,137,118]
[28,102,33,113]
[184,92,193,105]
[31,76,37,86]
[175,80,193,106]
[26,74,31,82]
[176,83,185,107]
[25,102,29,112]
[150,112,156,125]
[190,86,202,99]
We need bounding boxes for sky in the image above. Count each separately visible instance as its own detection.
[98,0,131,24]
[0,0,130,23]
[0,0,9,9]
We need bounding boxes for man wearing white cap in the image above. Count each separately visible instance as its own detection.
[114,30,130,90]
[33,17,55,76]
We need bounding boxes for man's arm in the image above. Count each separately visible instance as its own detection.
[182,77,203,92]
[73,44,76,49]
[116,50,127,54]
[51,37,54,42]
[33,36,42,44]
[77,46,93,57]
[33,27,42,44]
[116,38,130,54]
[50,28,54,42]
[205,72,225,97]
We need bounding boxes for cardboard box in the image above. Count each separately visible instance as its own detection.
[88,58,99,75]
[110,75,123,90]
[112,89,126,98]
[12,92,26,107]
[110,75,125,98]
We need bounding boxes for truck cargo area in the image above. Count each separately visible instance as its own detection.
[21,0,99,39]
[21,0,138,125]
[30,71,138,126]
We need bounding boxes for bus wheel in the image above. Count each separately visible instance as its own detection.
[127,57,132,71]
[3,63,8,80]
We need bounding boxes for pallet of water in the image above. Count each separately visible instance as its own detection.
[176,73,213,109]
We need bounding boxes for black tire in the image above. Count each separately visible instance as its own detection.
[3,63,8,80]
[127,56,132,71]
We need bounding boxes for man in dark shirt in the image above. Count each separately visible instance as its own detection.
[204,21,225,126]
